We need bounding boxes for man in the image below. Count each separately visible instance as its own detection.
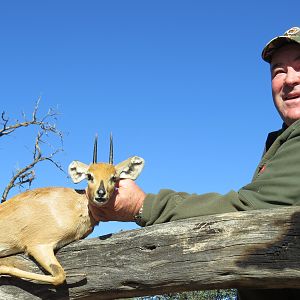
[89,27,300,299]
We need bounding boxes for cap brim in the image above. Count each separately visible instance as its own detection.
[262,36,299,63]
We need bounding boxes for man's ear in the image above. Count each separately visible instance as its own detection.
[68,161,89,183]
[115,156,145,180]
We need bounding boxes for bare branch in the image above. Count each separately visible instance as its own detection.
[0,97,61,138]
[1,99,65,202]
[17,170,35,188]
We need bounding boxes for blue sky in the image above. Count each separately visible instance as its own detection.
[0,0,299,238]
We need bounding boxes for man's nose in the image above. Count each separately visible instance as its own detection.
[285,67,300,86]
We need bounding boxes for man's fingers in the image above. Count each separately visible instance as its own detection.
[118,178,134,188]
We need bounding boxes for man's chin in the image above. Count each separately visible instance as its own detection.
[282,112,300,126]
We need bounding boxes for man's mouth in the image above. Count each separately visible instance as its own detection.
[284,93,300,101]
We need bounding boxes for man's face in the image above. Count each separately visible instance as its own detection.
[271,43,300,126]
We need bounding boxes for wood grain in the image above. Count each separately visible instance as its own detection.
[1,206,300,299]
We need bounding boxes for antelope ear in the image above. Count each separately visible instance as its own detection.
[115,156,145,180]
[68,161,89,183]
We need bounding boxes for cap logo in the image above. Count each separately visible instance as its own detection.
[284,27,300,36]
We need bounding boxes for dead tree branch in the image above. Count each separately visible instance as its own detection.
[0,98,61,138]
[1,99,64,202]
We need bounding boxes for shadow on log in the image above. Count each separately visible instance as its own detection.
[1,206,300,299]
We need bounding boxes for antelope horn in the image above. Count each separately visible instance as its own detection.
[109,133,113,165]
[93,134,98,163]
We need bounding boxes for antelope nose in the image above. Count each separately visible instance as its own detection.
[97,188,106,198]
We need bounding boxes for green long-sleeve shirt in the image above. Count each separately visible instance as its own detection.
[142,119,300,225]
[140,119,300,300]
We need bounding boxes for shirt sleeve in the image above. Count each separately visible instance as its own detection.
[142,189,243,226]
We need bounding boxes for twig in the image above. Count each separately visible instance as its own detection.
[0,97,61,138]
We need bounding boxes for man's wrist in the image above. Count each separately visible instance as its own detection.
[134,205,146,226]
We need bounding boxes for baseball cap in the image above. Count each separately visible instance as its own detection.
[262,27,300,63]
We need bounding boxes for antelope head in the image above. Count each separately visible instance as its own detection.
[68,135,144,206]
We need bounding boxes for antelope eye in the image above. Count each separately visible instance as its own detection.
[87,174,94,182]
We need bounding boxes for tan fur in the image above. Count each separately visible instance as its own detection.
[0,187,94,285]
[0,156,144,285]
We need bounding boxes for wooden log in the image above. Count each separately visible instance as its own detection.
[1,206,300,299]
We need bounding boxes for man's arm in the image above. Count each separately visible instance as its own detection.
[89,121,300,226]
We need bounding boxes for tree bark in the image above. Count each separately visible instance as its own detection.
[1,206,300,299]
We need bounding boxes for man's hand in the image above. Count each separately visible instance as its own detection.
[88,179,146,222]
